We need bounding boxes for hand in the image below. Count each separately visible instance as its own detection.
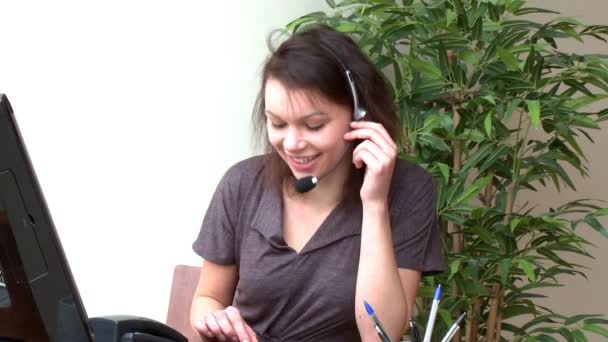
[344,120,397,205]
[193,306,258,342]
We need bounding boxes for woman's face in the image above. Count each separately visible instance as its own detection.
[264,78,352,182]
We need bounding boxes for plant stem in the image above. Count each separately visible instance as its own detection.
[450,105,463,254]
[465,300,481,342]
[483,171,494,207]
[451,105,464,342]
[485,284,502,341]
[488,109,531,341]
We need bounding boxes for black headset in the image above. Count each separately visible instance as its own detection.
[319,43,367,121]
[294,43,367,193]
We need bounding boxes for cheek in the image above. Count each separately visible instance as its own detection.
[319,127,347,149]
[267,129,282,150]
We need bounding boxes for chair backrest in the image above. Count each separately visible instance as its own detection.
[166,264,202,342]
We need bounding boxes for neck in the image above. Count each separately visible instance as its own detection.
[285,153,352,208]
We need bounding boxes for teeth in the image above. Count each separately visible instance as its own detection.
[293,155,317,163]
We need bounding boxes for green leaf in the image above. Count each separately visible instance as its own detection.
[483,95,496,105]
[478,145,509,174]
[408,56,443,79]
[453,176,492,207]
[526,100,541,129]
[565,94,608,110]
[437,162,450,182]
[514,7,560,15]
[438,308,453,326]
[573,115,600,129]
[419,133,452,151]
[285,13,328,32]
[572,329,587,342]
[537,334,560,342]
[502,305,537,320]
[566,314,602,326]
[497,47,522,71]
[510,218,521,232]
[584,215,608,238]
[446,9,458,27]
[461,143,495,173]
[335,22,359,33]
[500,259,512,285]
[557,327,575,341]
[518,259,536,282]
[449,258,462,279]
[584,318,608,325]
[461,50,478,65]
[484,112,493,136]
[582,324,608,337]
[503,98,522,121]
[453,0,465,13]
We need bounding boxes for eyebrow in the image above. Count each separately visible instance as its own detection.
[265,110,328,120]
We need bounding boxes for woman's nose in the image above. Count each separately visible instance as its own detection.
[283,128,306,151]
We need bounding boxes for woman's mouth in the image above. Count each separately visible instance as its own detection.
[287,153,320,172]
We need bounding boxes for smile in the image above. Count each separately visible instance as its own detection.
[290,155,319,164]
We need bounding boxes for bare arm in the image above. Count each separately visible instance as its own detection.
[191,260,237,310]
[399,269,422,326]
[190,261,257,342]
[355,203,408,342]
[346,121,424,341]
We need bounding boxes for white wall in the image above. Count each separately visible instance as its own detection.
[0,0,327,322]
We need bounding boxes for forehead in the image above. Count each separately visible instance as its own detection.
[264,78,333,117]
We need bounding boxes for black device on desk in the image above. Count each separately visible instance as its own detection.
[0,94,187,342]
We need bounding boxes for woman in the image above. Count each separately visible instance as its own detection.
[190,25,444,342]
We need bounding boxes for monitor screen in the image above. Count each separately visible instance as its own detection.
[0,94,94,342]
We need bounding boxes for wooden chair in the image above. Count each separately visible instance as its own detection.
[166,264,202,342]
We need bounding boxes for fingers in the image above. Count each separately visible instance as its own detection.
[352,140,383,171]
[225,306,251,342]
[194,307,254,342]
[194,319,214,339]
[344,121,397,153]
[203,313,228,341]
[245,324,259,342]
[215,310,238,341]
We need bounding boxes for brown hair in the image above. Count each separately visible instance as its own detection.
[251,25,399,201]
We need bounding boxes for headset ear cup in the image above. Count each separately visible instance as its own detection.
[354,107,367,121]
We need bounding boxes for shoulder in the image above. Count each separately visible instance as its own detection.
[216,154,269,197]
[389,158,436,210]
[391,158,435,191]
[222,154,267,182]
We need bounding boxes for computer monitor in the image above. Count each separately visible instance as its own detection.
[0,94,94,341]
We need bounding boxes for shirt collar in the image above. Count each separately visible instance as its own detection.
[251,185,362,255]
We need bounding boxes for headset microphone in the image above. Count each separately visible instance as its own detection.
[295,176,318,193]
[294,45,367,193]
[294,143,350,193]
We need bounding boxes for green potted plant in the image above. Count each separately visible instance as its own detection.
[286,0,608,340]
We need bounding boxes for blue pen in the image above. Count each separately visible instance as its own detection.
[364,300,391,342]
[422,285,442,342]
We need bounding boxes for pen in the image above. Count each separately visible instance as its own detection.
[440,312,466,342]
[364,300,391,342]
[422,285,441,342]
[409,319,421,342]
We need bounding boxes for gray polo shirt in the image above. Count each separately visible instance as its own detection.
[193,155,444,342]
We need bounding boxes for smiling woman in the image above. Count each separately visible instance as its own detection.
[190,25,445,342]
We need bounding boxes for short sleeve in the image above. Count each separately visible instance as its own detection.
[192,167,240,265]
[391,175,445,276]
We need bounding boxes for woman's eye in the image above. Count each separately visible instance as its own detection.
[271,122,286,129]
[307,124,325,131]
